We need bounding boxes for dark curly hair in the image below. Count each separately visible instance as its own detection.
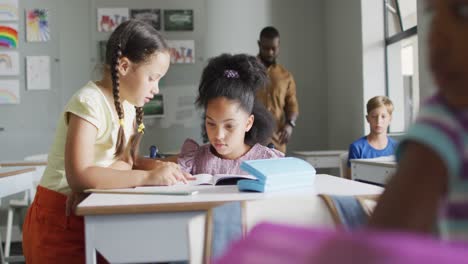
[197,53,275,146]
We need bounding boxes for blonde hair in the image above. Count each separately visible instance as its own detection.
[366,96,394,115]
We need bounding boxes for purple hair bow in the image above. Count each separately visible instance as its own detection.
[224,69,240,79]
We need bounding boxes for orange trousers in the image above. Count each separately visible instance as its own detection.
[23,185,107,263]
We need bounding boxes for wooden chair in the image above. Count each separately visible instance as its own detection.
[319,194,379,229]
[339,152,350,179]
[197,195,338,263]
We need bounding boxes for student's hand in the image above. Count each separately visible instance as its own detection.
[144,161,194,186]
[279,124,293,144]
[65,191,89,216]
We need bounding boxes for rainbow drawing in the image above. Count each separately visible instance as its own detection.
[0,24,18,48]
[26,9,50,42]
[0,0,19,21]
[0,80,20,104]
[0,51,19,75]
[0,54,12,68]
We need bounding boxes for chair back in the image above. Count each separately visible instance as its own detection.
[319,194,379,229]
[339,152,349,178]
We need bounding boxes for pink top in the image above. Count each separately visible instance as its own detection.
[215,222,468,264]
[178,139,284,175]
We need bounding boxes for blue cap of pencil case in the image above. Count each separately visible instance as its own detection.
[237,177,315,193]
[237,179,266,192]
[238,157,316,192]
[240,157,315,179]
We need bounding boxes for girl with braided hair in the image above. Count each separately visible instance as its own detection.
[177,53,284,176]
[22,20,192,263]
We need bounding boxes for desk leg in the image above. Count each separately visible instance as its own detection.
[0,231,5,264]
[84,219,97,264]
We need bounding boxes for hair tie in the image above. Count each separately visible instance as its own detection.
[224,69,239,79]
[119,118,125,127]
[137,123,145,134]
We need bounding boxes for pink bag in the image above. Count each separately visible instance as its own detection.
[215,222,468,264]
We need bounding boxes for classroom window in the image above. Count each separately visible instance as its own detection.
[384,0,418,133]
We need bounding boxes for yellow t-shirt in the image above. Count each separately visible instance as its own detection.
[40,81,136,194]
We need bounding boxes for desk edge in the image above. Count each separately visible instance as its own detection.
[350,160,397,168]
[0,167,36,178]
[292,152,347,157]
[76,201,230,216]
[0,161,47,167]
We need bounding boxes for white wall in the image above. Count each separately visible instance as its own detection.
[387,41,405,132]
[271,0,328,152]
[361,0,386,135]
[325,0,365,150]
[417,0,436,100]
[204,0,272,57]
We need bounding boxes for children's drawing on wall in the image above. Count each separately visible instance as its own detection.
[0,0,18,21]
[0,80,19,104]
[159,86,198,129]
[0,24,18,48]
[0,51,19,75]
[130,9,160,30]
[26,56,50,91]
[26,9,50,42]
[97,8,129,32]
[164,10,194,31]
[167,40,195,64]
[143,94,164,118]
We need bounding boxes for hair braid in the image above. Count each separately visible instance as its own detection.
[112,43,126,158]
[105,20,169,163]
[129,107,144,164]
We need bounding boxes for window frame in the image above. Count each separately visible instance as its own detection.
[384,0,418,133]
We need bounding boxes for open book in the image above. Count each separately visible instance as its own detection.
[189,173,257,186]
[84,188,198,196]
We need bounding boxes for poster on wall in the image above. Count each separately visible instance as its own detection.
[164,10,193,31]
[26,9,50,42]
[26,56,50,91]
[167,40,195,64]
[0,80,19,104]
[0,51,19,75]
[130,9,160,30]
[0,0,19,21]
[158,86,197,128]
[97,8,129,32]
[0,24,18,48]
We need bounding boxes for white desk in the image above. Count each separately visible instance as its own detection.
[0,166,36,264]
[350,158,397,185]
[0,160,47,180]
[0,166,36,199]
[0,160,47,200]
[292,151,347,169]
[77,174,382,264]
